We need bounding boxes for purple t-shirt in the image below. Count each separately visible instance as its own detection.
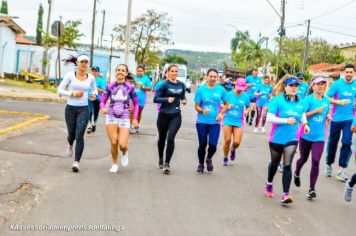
[100,81,138,119]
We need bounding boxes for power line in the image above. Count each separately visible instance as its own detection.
[310,0,356,21]
[265,0,281,18]
[311,26,356,38]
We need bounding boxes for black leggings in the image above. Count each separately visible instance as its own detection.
[350,173,356,188]
[156,112,182,165]
[89,99,100,125]
[65,105,89,162]
[268,141,298,193]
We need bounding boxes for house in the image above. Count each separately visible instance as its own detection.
[339,43,356,60]
[0,13,26,76]
[309,62,356,77]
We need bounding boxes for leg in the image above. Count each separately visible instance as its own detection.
[261,106,268,127]
[232,127,243,149]
[339,120,353,168]
[268,142,284,183]
[107,124,119,164]
[93,99,100,125]
[196,123,209,165]
[295,138,312,176]
[138,106,144,124]
[156,113,169,162]
[88,100,94,125]
[74,107,90,162]
[223,126,233,157]
[326,121,342,166]
[282,142,298,193]
[255,107,262,128]
[118,127,130,155]
[206,124,221,160]
[310,141,325,189]
[165,114,182,164]
[349,174,356,188]
[64,105,76,146]
[249,102,256,123]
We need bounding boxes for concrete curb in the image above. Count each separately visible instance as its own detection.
[0,95,66,104]
[0,110,50,135]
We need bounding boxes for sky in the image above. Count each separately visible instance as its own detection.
[7,0,356,53]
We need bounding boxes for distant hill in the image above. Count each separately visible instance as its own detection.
[163,49,232,71]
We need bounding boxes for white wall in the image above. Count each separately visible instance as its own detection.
[0,22,17,74]
[15,44,43,73]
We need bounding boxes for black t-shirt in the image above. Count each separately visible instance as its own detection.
[154,80,186,114]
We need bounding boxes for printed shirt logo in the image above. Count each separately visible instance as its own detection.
[168,88,182,94]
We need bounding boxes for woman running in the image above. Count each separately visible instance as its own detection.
[265,77,310,205]
[100,64,139,173]
[130,65,152,133]
[222,78,251,166]
[154,64,187,174]
[254,75,273,134]
[293,77,330,200]
[57,55,97,172]
[344,116,356,202]
[194,69,227,173]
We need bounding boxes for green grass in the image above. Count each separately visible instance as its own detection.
[4,79,57,94]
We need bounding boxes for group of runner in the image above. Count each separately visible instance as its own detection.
[57,56,356,205]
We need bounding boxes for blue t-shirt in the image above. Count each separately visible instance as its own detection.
[135,74,152,107]
[88,76,106,101]
[223,91,250,128]
[297,82,309,99]
[326,78,356,122]
[154,80,164,92]
[195,84,227,124]
[256,83,273,107]
[246,75,262,99]
[268,94,305,145]
[301,94,330,142]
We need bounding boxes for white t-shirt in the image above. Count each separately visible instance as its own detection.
[57,71,98,106]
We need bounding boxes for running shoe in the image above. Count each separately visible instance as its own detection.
[261,127,266,133]
[206,159,213,172]
[86,126,92,134]
[109,164,119,173]
[325,165,332,177]
[135,127,139,134]
[344,181,353,202]
[163,164,171,174]
[307,189,316,200]
[336,171,348,182]
[294,172,301,187]
[265,183,274,197]
[121,152,129,167]
[72,161,79,172]
[129,127,135,134]
[223,157,229,166]
[230,148,236,161]
[197,164,204,174]
[281,193,293,205]
[278,163,284,173]
[253,128,258,134]
[66,145,73,157]
[91,125,96,133]
[158,158,164,169]
[248,121,252,126]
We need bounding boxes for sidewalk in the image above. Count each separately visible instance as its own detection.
[0,81,66,103]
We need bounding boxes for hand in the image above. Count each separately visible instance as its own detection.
[339,99,349,105]
[202,109,209,115]
[286,117,296,125]
[132,119,138,129]
[314,106,324,114]
[168,97,175,103]
[228,104,234,109]
[246,84,251,88]
[216,113,224,122]
[352,126,356,133]
[244,110,249,117]
[181,99,187,105]
[72,91,84,98]
[89,94,96,101]
[326,114,332,123]
[100,108,107,115]
[304,124,310,134]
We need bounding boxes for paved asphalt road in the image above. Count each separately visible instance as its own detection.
[0,91,355,236]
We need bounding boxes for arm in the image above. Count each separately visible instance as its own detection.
[100,86,111,109]
[266,113,288,124]
[153,83,169,104]
[57,74,72,97]
[131,96,139,120]
[90,77,98,95]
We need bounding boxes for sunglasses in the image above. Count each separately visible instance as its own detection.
[79,60,89,64]
[287,84,299,87]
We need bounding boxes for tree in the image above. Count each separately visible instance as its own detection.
[0,0,8,14]
[36,4,44,45]
[114,9,172,64]
[161,54,188,66]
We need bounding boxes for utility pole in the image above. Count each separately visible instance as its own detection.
[276,0,286,79]
[41,0,52,75]
[109,34,114,82]
[100,10,105,48]
[90,0,97,67]
[264,37,269,74]
[302,19,311,73]
[124,0,133,65]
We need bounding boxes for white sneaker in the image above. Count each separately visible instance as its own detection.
[72,161,79,172]
[253,128,258,134]
[109,164,119,173]
[121,152,129,166]
[66,145,73,157]
[261,127,266,133]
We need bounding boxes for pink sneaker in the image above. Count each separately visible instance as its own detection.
[281,192,293,205]
[265,183,274,197]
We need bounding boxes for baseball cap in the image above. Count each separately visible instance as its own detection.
[91,66,100,72]
[77,55,89,62]
[284,77,300,85]
[235,78,247,91]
